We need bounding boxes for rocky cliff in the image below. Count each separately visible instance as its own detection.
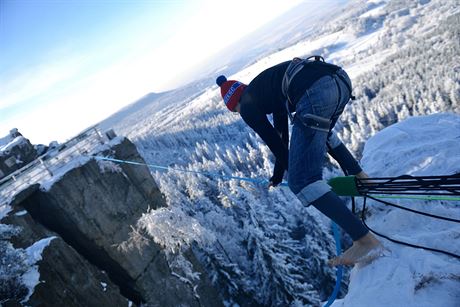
[0,129,38,180]
[1,137,222,306]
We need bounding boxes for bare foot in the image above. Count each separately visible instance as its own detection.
[328,232,384,267]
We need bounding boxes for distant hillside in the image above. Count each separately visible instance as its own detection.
[339,9,460,155]
[173,1,348,91]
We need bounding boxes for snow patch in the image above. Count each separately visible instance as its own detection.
[332,113,460,307]
[14,210,28,216]
[0,204,13,220]
[97,159,123,174]
[39,156,91,191]
[137,206,216,253]
[100,282,107,292]
[362,113,460,176]
[0,136,28,156]
[21,236,56,303]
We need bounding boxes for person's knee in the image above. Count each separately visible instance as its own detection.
[288,179,300,194]
[295,180,332,205]
[288,172,321,195]
[326,131,341,149]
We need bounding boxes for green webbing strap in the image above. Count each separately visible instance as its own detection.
[327,176,361,196]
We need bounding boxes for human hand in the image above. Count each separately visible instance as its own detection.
[268,175,283,188]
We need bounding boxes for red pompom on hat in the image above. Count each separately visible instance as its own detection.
[216,75,247,111]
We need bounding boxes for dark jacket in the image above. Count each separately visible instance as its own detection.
[238,60,343,183]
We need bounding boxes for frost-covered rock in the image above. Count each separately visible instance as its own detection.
[1,137,222,306]
[1,192,128,307]
[0,129,38,179]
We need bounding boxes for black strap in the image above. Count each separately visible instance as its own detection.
[360,196,460,260]
[306,55,325,62]
[335,73,355,100]
[355,174,460,196]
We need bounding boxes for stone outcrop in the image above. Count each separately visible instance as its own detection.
[1,137,222,306]
[0,129,38,180]
[2,185,128,307]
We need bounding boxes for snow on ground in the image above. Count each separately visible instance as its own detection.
[362,113,460,177]
[332,113,460,307]
[21,236,56,303]
[0,135,28,156]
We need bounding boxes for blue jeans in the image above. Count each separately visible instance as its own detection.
[288,69,352,203]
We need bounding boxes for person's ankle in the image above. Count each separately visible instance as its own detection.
[355,171,369,179]
[356,232,379,246]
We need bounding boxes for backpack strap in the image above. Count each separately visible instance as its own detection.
[282,55,355,131]
[282,55,355,105]
[282,55,326,104]
[281,57,304,100]
[283,56,332,129]
[306,55,325,62]
[335,73,356,100]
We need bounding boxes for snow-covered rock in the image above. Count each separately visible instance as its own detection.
[1,137,222,306]
[0,129,38,179]
[332,113,460,307]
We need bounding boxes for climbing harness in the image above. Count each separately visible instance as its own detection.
[282,55,355,133]
[295,113,332,132]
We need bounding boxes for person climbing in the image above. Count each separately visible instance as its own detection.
[216,56,383,266]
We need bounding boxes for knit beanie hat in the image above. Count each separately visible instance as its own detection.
[216,75,247,111]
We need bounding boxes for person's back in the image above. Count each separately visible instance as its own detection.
[240,60,342,114]
[241,61,289,115]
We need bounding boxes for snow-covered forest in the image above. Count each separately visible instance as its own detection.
[2,0,459,306]
[100,0,460,305]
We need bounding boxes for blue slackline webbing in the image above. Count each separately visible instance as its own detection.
[94,156,289,186]
[323,222,343,307]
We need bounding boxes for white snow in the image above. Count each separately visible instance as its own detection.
[100,282,107,292]
[21,236,56,303]
[137,206,216,253]
[14,210,27,216]
[97,159,123,174]
[332,113,460,307]
[360,2,387,18]
[0,136,28,156]
[37,156,91,191]
[0,202,13,220]
[362,113,460,176]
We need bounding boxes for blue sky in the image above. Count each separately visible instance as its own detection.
[0,0,303,144]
